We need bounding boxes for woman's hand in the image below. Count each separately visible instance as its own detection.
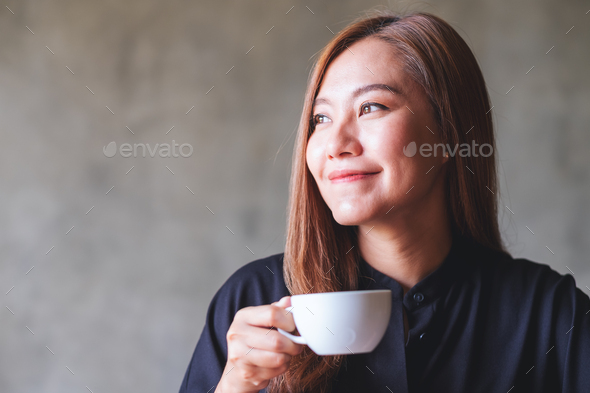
[215,296,304,393]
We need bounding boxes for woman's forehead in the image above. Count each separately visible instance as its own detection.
[316,75,418,110]
[318,38,410,97]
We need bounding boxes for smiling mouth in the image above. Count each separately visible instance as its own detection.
[331,172,379,183]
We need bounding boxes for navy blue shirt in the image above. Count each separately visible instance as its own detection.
[179,234,590,392]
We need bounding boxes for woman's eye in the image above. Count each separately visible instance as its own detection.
[360,102,385,116]
[313,113,330,125]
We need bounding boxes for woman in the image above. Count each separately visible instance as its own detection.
[179,10,590,393]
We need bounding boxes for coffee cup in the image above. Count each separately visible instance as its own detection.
[277,289,391,355]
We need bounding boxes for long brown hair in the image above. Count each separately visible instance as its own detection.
[268,9,507,393]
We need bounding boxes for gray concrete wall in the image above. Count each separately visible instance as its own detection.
[0,0,588,391]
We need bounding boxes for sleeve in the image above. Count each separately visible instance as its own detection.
[178,255,289,393]
[178,285,234,393]
[552,274,590,391]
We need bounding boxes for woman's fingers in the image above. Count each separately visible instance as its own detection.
[237,304,296,333]
[273,296,292,308]
[224,358,290,389]
[220,300,301,392]
[238,324,303,356]
[229,339,294,370]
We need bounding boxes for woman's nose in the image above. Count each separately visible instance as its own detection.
[325,118,362,160]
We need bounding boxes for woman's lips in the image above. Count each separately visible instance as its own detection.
[328,169,381,180]
[330,172,379,183]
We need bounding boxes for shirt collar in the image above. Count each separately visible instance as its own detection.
[357,232,476,311]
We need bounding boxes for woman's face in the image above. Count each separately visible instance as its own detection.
[306,37,447,227]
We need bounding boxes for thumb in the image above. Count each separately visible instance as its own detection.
[271,296,291,308]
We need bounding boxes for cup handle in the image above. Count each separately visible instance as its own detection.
[277,328,307,345]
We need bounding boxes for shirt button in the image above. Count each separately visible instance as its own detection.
[413,292,424,303]
[420,332,427,340]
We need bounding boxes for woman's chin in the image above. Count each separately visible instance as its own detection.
[331,210,371,227]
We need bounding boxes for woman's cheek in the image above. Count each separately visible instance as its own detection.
[306,140,324,174]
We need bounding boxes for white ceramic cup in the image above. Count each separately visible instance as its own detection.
[277,290,391,355]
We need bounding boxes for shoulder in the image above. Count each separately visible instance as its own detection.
[201,253,289,345]
[478,247,576,294]
[462,239,570,289]
[227,251,285,281]
[505,256,589,315]
[468,243,589,319]
[211,252,289,313]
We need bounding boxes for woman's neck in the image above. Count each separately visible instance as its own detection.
[357,188,453,295]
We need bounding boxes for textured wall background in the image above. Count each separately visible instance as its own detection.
[0,0,588,392]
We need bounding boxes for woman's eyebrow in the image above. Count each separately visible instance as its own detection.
[313,83,403,108]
